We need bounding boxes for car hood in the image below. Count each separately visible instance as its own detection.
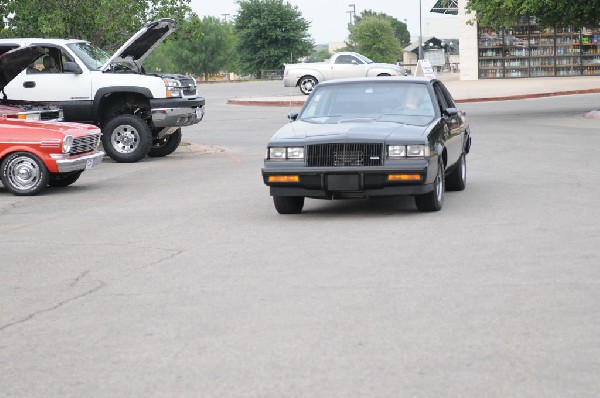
[0,46,45,90]
[101,18,177,71]
[0,117,99,138]
[272,120,429,142]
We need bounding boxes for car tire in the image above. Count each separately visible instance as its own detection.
[415,160,444,212]
[101,114,152,163]
[273,196,305,214]
[48,171,83,187]
[0,152,49,196]
[148,128,182,157]
[299,76,318,95]
[445,153,466,191]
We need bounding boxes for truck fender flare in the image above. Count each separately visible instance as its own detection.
[293,70,325,85]
[92,86,153,122]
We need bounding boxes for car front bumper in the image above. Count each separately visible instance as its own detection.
[149,97,205,128]
[262,162,437,199]
[56,151,104,173]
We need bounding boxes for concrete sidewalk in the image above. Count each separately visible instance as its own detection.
[227,74,600,106]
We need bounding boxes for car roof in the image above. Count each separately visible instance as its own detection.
[317,77,434,87]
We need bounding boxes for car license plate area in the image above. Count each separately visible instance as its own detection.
[85,158,94,170]
[327,174,360,191]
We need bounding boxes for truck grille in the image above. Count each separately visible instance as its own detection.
[40,111,62,121]
[179,77,197,96]
[306,143,383,167]
[70,134,101,155]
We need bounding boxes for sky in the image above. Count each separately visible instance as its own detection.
[189,0,458,44]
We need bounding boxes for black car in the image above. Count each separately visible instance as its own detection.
[261,77,471,214]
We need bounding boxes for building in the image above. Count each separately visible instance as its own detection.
[452,0,600,80]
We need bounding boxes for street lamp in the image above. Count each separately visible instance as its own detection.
[348,3,356,25]
[418,0,423,60]
[221,14,230,22]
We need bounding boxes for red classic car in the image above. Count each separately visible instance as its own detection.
[0,46,103,195]
[0,119,104,195]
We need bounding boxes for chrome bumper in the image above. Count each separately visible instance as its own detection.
[151,106,204,128]
[56,151,104,173]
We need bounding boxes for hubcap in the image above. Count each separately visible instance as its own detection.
[435,167,443,203]
[301,79,315,93]
[111,124,140,154]
[6,156,41,190]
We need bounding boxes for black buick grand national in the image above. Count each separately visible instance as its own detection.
[261,77,471,214]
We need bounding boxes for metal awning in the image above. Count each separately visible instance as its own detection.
[430,0,458,15]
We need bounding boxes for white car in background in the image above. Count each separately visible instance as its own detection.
[284,52,407,95]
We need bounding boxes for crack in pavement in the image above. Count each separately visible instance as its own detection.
[69,270,90,288]
[0,280,106,333]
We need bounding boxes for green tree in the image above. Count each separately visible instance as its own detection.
[348,16,402,63]
[305,48,331,62]
[466,0,600,28]
[354,10,410,47]
[234,0,313,78]
[144,15,236,79]
[2,0,190,50]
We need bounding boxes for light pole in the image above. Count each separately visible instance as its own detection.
[348,3,356,25]
[221,14,230,22]
[418,0,423,60]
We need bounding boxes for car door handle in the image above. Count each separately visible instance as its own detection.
[23,81,36,88]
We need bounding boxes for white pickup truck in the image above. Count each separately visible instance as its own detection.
[284,52,407,95]
[0,19,204,163]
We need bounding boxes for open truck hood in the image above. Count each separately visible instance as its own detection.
[101,18,177,72]
[0,46,44,90]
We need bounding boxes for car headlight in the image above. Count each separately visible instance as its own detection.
[164,78,182,98]
[268,147,304,160]
[62,135,74,154]
[287,147,304,160]
[407,145,428,157]
[388,145,406,158]
[387,145,429,159]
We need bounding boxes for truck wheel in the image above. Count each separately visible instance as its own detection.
[299,76,317,95]
[49,171,82,187]
[148,128,182,157]
[1,152,49,196]
[273,196,305,214]
[102,114,152,163]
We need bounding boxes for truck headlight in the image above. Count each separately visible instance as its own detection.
[62,135,74,154]
[164,78,182,98]
[388,145,406,158]
[269,147,287,160]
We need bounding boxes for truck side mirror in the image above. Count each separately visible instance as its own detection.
[63,61,82,74]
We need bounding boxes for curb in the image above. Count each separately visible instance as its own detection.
[227,88,600,107]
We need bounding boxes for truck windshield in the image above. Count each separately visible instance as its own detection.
[356,54,374,64]
[67,42,110,71]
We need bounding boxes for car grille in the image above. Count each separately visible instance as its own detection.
[70,134,101,155]
[179,77,197,96]
[306,143,383,167]
[40,111,62,121]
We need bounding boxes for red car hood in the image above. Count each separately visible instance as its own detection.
[0,117,99,140]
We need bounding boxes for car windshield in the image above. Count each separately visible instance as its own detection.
[66,42,110,71]
[300,82,436,126]
[356,53,374,64]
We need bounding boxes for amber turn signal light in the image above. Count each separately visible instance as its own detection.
[268,175,299,183]
[387,174,421,181]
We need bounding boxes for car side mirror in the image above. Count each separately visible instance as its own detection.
[288,112,299,121]
[444,108,458,117]
[63,61,82,74]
